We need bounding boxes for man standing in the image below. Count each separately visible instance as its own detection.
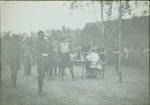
[35,31,48,93]
[7,34,21,87]
[22,36,32,75]
[59,38,75,80]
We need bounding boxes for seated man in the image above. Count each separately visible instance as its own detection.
[85,49,102,78]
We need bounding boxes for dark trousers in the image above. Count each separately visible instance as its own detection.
[47,55,61,80]
[24,56,31,75]
[87,68,97,78]
[53,60,62,76]
[85,62,97,78]
[37,56,47,92]
[60,53,74,80]
[11,67,18,87]
[47,56,54,80]
[9,61,20,87]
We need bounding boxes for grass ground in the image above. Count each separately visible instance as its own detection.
[1,65,149,105]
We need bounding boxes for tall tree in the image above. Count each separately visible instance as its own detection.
[118,0,123,83]
[100,1,105,48]
[69,0,149,82]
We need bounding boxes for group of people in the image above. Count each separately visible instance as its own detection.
[2,30,129,93]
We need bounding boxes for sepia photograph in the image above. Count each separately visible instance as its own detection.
[0,1,149,105]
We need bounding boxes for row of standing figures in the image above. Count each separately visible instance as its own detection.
[23,48,107,93]
[2,31,125,94]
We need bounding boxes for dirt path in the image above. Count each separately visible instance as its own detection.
[1,65,149,105]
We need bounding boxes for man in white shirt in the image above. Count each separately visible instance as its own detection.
[86,51,100,68]
[59,38,75,80]
[60,41,70,53]
[85,49,101,78]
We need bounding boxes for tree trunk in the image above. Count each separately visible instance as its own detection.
[118,0,122,83]
[100,1,105,48]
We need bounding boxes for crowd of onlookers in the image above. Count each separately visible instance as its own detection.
[1,31,149,93]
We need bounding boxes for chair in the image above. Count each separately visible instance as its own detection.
[86,59,102,78]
